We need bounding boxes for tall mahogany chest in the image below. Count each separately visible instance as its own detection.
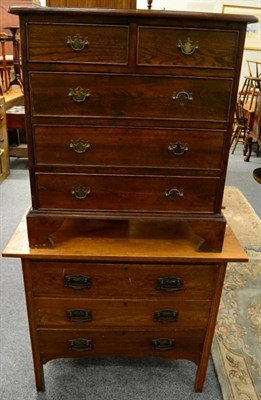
[10,7,256,251]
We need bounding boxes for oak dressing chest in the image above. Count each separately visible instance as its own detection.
[2,217,248,392]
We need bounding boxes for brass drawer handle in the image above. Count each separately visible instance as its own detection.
[71,185,91,200]
[154,309,179,323]
[70,139,91,153]
[168,141,188,156]
[152,338,175,351]
[67,33,89,51]
[68,86,90,103]
[177,37,199,55]
[68,338,92,352]
[64,274,91,289]
[172,90,193,106]
[66,309,92,323]
[165,188,184,201]
[157,277,183,291]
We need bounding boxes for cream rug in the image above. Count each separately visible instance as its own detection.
[212,187,261,400]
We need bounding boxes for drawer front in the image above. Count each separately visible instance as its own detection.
[38,329,205,364]
[33,125,224,170]
[27,23,129,64]
[34,298,211,328]
[30,261,218,299]
[137,27,238,68]
[30,72,232,122]
[35,173,219,213]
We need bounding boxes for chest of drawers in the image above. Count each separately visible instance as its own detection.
[10,7,257,251]
[2,218,248,392]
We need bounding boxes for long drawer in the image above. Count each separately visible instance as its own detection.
[30,261,218,299]
[33,125,224,170]
[38,329,205,364]
[30,72,232,122]
[137,26,238,68]
[27,23,129,64]
[35,173,219,213]
[34,298,211,328]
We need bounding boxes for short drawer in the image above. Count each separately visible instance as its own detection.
[27,23,129,65]
[30,261,218,299]
[34,298,211,329]
[35,173,219,213]
[137,26,238,68]
[33,125,224,171]
[30,72,232,122]
[38,329,205,364]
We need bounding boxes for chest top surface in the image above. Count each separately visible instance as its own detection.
[2,213,248,263]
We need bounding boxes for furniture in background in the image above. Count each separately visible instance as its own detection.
[237,61,261,161]
[0,26,23,94]
[0,0,32,55]
[5,26,23,91]
[0,96,10,183]
[6,105,27,158]
[0,33,13,94]
[230,99,248,154]
[253,167,261,184]
[244,90,261,162]
[2,217,248,392]
[231,61,261,156]
[10,7,256,253]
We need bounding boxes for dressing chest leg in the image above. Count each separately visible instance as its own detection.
[22,259,45,391]
[194,262,227,392]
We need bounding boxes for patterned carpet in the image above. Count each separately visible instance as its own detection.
[212,187,261,400]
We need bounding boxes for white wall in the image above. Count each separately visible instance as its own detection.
[137,0,218,11]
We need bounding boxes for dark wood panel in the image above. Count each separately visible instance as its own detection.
[137,27,239,69]
[35,173,219,213]
[30,73,233,122]
[27,23,129,64]
[33,125,224,171]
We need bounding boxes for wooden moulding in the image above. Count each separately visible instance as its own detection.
[25,209,226,253]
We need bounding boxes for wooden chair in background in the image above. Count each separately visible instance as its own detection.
[234,60,261,160]
[230,99,248,154]
[0,32,13,95]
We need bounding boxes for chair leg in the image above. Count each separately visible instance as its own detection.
[231,126,241,154]
[244,135,253,162]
